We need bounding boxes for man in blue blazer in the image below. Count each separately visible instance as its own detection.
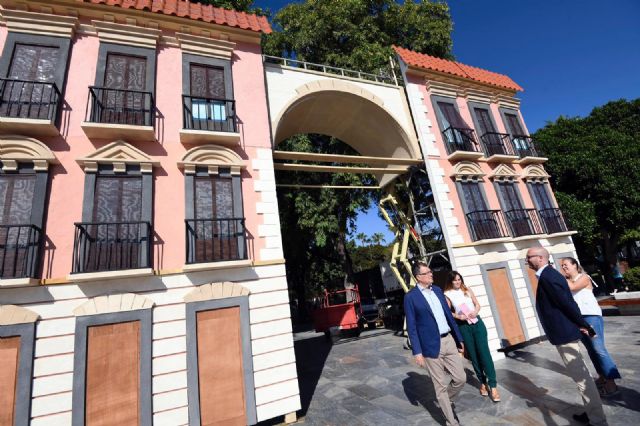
[405,262,465,426]
[526,247,607,426]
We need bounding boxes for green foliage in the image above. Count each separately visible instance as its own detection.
[190,0,268,16]
[348,233,390,272]
[623,267,640,291]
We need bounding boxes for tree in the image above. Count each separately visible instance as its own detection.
[190,0,268,15]
[533,99,640,280]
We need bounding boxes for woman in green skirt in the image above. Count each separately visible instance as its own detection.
[444,271,500,402]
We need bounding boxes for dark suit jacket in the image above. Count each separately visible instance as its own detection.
[535,265,592,345]
[404,285,463,358]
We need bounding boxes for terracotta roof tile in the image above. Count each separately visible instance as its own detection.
[80,0,272,34]
[393,46,523,92]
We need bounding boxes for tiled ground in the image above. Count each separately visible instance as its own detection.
[263,316,640,425]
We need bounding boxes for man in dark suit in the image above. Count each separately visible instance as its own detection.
[405,261,465,426]
[526,247,608,426]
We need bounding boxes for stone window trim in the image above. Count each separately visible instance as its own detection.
[498,106,527,137]
[451,161,485,182]
[489,164,519,183]
[185,294,257,426]
[0,305,38,426]
[522,164,550,183]
[94,42,157,95]
[493,180,527,214]
[71,308,153,426]
[181,53,234,100]
[467,100,500,138]
[176,32,236,60]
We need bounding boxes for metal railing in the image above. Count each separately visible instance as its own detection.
[504,209,544,237]
[442,126,481,155]
[539,208,568,234]
[0,224,42,279]
[72,221,152,273]
[182,95,236,132]
[0,78,61,121]
[511,135,543,158]
[185,218,247,264]
[466,210,510,241]
[85,86,154,127]
[480,132,516,157]
[262,55,399,86]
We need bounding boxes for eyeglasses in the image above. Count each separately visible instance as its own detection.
[526,255,541,260]
[416,271,433,276]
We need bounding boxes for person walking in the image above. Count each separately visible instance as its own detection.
[444,271,500,402]
[560,257,621,396]
[526,247,607,426]
[404,262,465,426]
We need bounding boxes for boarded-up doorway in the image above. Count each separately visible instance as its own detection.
[485,265,526,346]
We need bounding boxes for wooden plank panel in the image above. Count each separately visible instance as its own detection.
[487,268,526,346]
[197,307,246,426]
[0,336,21,426]
[86,321,140,426]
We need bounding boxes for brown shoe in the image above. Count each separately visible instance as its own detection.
[479,383,489,396]
[490,387,501,402]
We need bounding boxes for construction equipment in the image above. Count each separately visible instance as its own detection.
[312,285,366,337]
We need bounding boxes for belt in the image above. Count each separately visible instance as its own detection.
[440,332,450,338]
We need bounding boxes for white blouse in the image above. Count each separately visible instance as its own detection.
[444,288,475,314]
[571,273,602,316]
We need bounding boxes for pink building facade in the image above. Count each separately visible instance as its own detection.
[0,1,298,425]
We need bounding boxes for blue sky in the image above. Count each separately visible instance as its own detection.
[255,0,640,244]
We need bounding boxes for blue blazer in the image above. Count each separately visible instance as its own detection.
[404,285,463,358]
[535,265,591,345]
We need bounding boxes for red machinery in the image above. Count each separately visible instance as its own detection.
[313,285,365,335]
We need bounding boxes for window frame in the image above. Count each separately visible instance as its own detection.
[499,107,526,137]
[181,53,233,101]
[526,181,557,211]
[468,101,499,137]
[455,178,491,214]
[493,180,525,212]
[71,309,152,426]
[94,43,156,94]
[0,322,35,426]
[430,94,469,132]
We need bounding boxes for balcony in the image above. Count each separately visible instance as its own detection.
[504,209,545,237]
[81,86,155,141]
[0,78,61,136]
[71,221,152,277]
[480,132,519,163]
[185,218,247,267]
[0,224,42,286]
[180,96,240,145]
[466,210,510,241]
[442,126,484,161]
[511,135,547,164]
[539,208,569,235]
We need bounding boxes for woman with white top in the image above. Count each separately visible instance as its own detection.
[444,271,500,402]
[560,257,621,396]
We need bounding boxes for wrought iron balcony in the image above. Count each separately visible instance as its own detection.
[0,78,61,130]
[511,135,544,160]
[0,224,42,280]
[183,96,236,132]
[480,132,517,158]
[539,208,569,234]
[442,126,482,157]
[185,218,247,264]
[504,209,545,237]
[85,86,154,127]
[466,210,510,241]
[72,221,152,274]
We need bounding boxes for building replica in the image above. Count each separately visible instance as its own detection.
[0,1,576,425]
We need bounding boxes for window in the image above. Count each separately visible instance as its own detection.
[495,181,540,237]
[431,96,478,154]
[499,108,534,156]
[528,182,567,234]
[456,180,507,241]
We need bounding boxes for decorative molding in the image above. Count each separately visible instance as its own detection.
[92,19,161,49]
[424,79,459,99]
[178,144,245,174]
[522,164,550,182]
[496,94,521,110]
[184,281,251,303]
[73,293,154,316]
[76,140,160,172]
[461,87,493,104]
[0,305,39,325]
[0,135,57,170]
[0,8,78,37]
[451,161,485,181]
[489,164,518,181]
[176,32,235,59]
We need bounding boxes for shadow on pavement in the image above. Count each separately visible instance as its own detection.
[401,371,447,425]
[293,334,333,418]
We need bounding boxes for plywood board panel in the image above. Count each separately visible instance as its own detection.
[487,268,525,346]
[197,307,246,426]
[0,336,20,426]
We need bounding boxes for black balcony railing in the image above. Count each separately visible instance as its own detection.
[0,224,42,279]
[185,218,246,264]
[182,95,236,132]
[466,210,510,241]
[442,126,481,155]
[85,86,154,127]
[480,132,516,157]
[504,209,545,237]
[72,221,152,274]
[0,78,61,121]
[511,135,543,158]
[539,208,568,234]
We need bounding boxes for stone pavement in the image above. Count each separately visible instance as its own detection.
[261,316,640,425]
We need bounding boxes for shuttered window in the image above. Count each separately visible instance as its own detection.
[0,175,35,225]
[460,181,487,212]
[530,183,554,210]
[194,176,233,220]
[437,101,468,128]
[104,54,146,91]
[496,182,523,211]
[190,64,225,99]
[504,112,525,136]
[8,44,59,81]
[474,107,496,135]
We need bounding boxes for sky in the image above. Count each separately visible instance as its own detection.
[254,0,640,244]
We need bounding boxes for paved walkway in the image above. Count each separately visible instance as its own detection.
[264,316,639,425]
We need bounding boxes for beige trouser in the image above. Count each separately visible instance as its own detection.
[556,340,608,426]
[424,334,466,426]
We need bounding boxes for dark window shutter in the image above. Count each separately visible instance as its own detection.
[93,176,142,223]
[474,108,496,135]
[505,113,525,136]
[497,182,522,211]
[531,183,553,210]
[8,44,59,81]
[190,64,225,99]
[0,175,35,225]
[194,177,233,219]
[460,181,487,212]
[437,102,468,129]
[104,54,147,91]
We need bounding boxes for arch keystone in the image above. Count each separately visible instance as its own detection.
[184,282,250,303]
[0,305,39,325]
[73,293,154,316]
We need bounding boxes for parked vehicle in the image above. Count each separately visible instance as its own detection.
[312,286,366,337]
